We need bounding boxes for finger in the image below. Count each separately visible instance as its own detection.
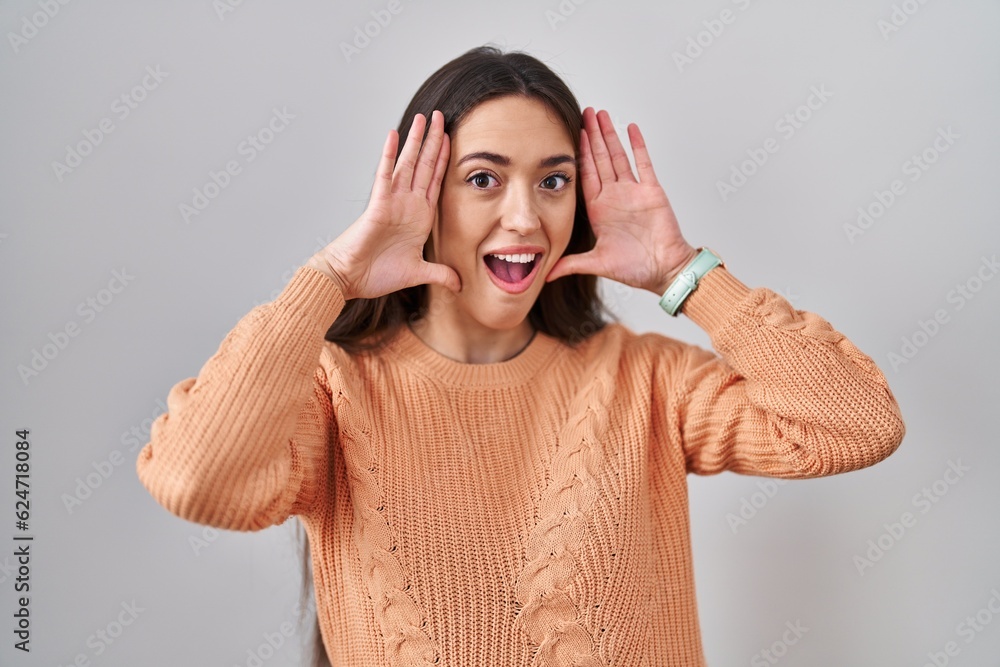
[596,109,636,183]
[627,123,659,186]
[545,249,602,283]
[392,113,426,193]
[426,131,450,204]
[578,126,601,203]
[412,110,444,193]
[421,260,462,294]
[583,107,617,184]
[370,129,399,202]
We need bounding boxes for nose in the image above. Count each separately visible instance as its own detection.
[499,185,541,235]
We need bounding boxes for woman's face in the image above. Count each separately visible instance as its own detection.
[427,95,578,332]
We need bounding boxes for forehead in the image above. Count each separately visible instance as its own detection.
[452,96,575,152]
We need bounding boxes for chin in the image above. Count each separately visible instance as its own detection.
[467,302,532,333]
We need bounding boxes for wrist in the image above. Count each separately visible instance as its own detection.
[655,246,699,296]
[657,247,725,316]
[305,253,352,300]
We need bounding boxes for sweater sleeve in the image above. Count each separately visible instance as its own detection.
[661,265,906,478]
[135,266,347,531]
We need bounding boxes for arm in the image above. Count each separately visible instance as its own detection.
[663,265,906,478]
[135,265,346,531]
[539,107,904,477]
[138,108,458,530]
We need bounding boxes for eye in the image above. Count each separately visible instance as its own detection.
[541,173,573,191]
[467,171,499,189]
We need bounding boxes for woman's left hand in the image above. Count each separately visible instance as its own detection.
[545,107,698,296]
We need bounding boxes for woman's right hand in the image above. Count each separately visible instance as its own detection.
[307,110,461,301]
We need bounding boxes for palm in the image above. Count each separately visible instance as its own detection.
[546,108,695,294]
[354,190,440,296]
[324,111,460,301]
[585,179,681,288]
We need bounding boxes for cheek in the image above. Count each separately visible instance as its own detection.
[436,190,489,262]
[547,198,577,244]
[435,187,463,237]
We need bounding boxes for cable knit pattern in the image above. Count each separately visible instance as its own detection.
[512,330,623,667]
[329,358,441,665]
[135,264,905,666]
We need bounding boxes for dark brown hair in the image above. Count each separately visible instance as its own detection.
[323,44,617,353]
[300,44,618,666]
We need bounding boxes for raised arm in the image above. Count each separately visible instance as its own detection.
[135,266,346,531]
[137,108,460,530]
[544,106,904,477]
[665,266,905,478]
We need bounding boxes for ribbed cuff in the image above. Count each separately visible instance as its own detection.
[272,265,347,331]
[677,266,753,338]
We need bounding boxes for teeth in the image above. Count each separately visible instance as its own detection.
[488,252,536,263]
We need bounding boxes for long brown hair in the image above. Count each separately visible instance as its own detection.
[300,44,618,666]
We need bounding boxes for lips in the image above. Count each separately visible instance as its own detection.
[484,254,537,282]
[483,252,543,294]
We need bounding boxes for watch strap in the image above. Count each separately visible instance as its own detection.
[658,247,724,316]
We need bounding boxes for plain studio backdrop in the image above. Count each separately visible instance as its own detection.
[2,1,998,665]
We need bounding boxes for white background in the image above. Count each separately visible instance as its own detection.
[2,1,999,665]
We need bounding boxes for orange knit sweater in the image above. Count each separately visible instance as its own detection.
[135,263,905,666]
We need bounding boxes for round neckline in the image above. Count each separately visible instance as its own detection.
[385,320,562,387]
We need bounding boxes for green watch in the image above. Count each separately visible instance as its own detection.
[658,247,724,316]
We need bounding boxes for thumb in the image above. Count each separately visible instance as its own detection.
[420,260,463,294]
[545,251,599,283]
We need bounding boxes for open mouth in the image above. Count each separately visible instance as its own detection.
[484,253,539,282]
[483,252,543,293]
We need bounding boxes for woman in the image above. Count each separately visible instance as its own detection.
[136,45,905,666]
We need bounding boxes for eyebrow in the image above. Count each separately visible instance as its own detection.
[456,151,578,170]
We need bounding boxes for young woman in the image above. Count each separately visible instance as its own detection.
[136,45,905,666]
